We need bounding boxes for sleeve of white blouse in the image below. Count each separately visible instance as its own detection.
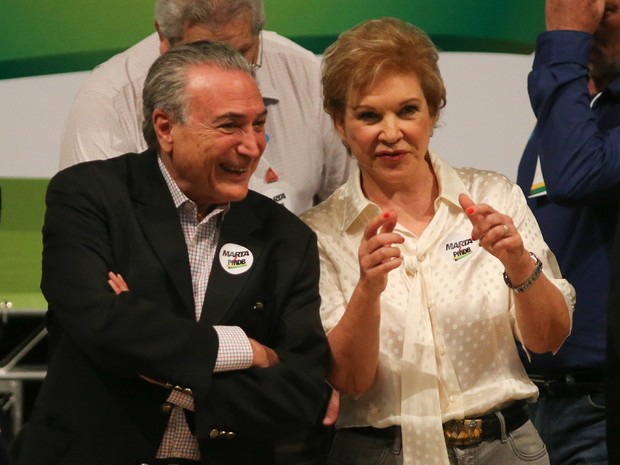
[317,260,344,336]
[302,199,367,335]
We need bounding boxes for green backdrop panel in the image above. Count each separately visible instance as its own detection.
[1,1,545,79]
[0,179,48,310]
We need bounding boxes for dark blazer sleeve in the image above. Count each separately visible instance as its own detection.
[194,193,328,445]
[41,155,218,391]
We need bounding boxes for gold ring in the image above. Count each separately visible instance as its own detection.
[502,224,509,238]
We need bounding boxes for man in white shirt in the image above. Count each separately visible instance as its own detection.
[59,0,348,215]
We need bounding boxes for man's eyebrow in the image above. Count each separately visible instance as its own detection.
[213,109,268,124]
[213,113,245,123]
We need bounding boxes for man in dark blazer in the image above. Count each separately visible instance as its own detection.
[12,41,328,465]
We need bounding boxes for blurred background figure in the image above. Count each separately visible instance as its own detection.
[59,0,348,215]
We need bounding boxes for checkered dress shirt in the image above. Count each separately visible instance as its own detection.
[155,157,253,460]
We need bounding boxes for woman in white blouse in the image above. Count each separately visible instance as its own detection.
[301,17,575,465]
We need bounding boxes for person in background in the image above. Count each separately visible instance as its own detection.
[59,0,348,215]
[11,41,328,465]
[516,1,620,463]
[301,16,575,465]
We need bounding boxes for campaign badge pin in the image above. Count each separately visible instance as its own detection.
[219,243,254,275]
[442,232,479,265]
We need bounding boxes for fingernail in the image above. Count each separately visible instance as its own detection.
[466,207,474,215]
[383,212,390,219]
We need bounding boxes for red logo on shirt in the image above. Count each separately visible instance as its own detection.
[265,168,279,183]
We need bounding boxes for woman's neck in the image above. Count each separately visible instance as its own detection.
[361,156,439,235]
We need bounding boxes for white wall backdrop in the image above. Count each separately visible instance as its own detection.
[1,71,88,178]
[0,51,536,181]
[432,52,535,181]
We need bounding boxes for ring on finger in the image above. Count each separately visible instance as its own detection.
[502,224,509,238]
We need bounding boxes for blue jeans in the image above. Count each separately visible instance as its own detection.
[527,391,608,465]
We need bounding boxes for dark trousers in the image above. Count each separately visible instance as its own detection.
[607,328,620,465]
[0,433,9,465]
[275,423,334,465]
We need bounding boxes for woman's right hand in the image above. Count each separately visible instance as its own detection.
[358,211,404,295]
[327,211,403,394]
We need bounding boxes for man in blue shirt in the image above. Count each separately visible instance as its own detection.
[517,0,620,463]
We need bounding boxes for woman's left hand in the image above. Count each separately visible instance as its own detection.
[459,194,528,269]
[459,193,571,353]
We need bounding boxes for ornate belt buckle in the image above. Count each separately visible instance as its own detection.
[443,419,483,446]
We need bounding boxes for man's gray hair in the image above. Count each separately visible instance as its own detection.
[156,0,265,46]
[142,40,252,150]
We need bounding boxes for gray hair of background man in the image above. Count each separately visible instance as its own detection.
[156,0,265,46]
[142,40,253,150]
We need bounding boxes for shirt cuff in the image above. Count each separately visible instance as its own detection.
[213,326,253,372]
[534,30,591,68]
[166,389,195,412]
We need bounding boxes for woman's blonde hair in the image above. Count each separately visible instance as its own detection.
[322,17,446,123]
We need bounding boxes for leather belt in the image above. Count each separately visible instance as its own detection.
[344,400,528,448]
[530,370,605,397]
[442,400,529,447]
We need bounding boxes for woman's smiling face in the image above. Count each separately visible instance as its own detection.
[336,72,436,190]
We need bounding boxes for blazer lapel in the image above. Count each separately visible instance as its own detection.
[130,151,195,316]
[200,198,264,325]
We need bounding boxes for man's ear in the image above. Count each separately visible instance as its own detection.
[153,109,174,152]
[155,22,171,55]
